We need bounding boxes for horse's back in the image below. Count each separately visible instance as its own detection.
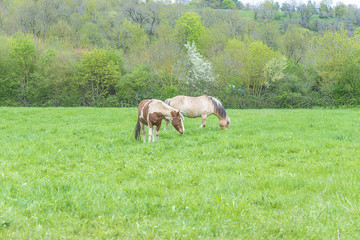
[138,99,151,115]
[168,95,212,117]
[138,99,153,125]
[166,96,186,111]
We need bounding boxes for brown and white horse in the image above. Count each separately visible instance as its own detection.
[164,95,230,130]
[135,99,184,142]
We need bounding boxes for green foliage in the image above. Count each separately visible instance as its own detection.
[258,22,281,51]
[264,56,287,88]
[214,38,247,89]
[78,49,123,105]
[245,41,277,96]
[116,65,159,106]
[31,49,80,106]
[175,12,206,47]
[119,20,148,53]
[0,37,18,106]
[297,2,315,27]
[160,85,179,100]
[335,3,347,18]
[0,1,360,108]
[79,22,103,47]
[281,24,310,62]
[332,51,360,105]
[7,32,36,106]
[7,33,36,69]
[221,0,236,9]
[313,28,358,91]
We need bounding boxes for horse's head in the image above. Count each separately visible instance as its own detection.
[171,111,184,134]
[219,115,230,130]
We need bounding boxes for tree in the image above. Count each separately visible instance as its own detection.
[35,0,60,39]
[244,41,277,96]
[313,28,357,91]
[264,56,287,88]
[7,32,36,106]
[297,1,315,28]
[0,36,19,105]
[335,3,346,19]
[221,0,236,9]
[149,22,183,88]
[118,20,147,53]
[50,21,73,43]
[183,42,217,95]
[281,1,296,19]
[122,1,161,35]
[79,22,103,47]
[213,38,247,88]
[258,22,281,50]
[319,0,333,18]
[281,24,310,63]
[116,65,158,106]
[334,51,360,103]
[78,49,123,105]
[175,12,206,47]
[33,48,79,106]
[255,0,280,22]
[201,0,221,9]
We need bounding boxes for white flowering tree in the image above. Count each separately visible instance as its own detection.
[264,56,287,88]
[183,42,217,95]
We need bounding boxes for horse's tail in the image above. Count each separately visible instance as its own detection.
[135,119,141,140]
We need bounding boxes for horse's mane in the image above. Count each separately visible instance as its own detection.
[208,96,227,118]
[165,98,171,106]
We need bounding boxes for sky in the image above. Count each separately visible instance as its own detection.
[240,0,360,7]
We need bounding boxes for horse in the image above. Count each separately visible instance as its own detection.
[135,99,184,142]
[164,95,230,130]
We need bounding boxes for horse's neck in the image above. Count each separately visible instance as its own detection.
[162,109,172,119]
[153,102,173,119]
[211,103,227,120]
[212,110,223,120]
[208,97,226,120]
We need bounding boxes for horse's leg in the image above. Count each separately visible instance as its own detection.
[155,124,161,140]
[200,115,207,128]
[164,119,170,130]
[140,123,146,143]
[148,124,153,142]
[152,126,156,142]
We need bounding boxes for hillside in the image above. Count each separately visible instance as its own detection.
[0,0,360,107]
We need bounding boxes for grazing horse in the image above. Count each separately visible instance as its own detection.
[135,99,184,142]
[164,95,230,130]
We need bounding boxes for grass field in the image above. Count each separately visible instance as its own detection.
[1,107,360,239]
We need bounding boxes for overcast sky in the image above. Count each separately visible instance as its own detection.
[240,0,360,7]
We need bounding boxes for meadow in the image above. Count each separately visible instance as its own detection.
[0,107,359,239]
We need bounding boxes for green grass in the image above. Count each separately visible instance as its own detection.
[1,107,360,239]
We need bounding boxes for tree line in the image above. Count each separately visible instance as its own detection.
[1,0,360,108]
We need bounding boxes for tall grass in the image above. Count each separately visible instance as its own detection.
[1,108,359,239]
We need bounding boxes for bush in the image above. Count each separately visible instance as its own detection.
[116,65,160,106]
[161,85,179,100]
[95,95,121,107]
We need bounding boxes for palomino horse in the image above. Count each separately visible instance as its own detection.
[135,99,184,142]
[164,95,230,130]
